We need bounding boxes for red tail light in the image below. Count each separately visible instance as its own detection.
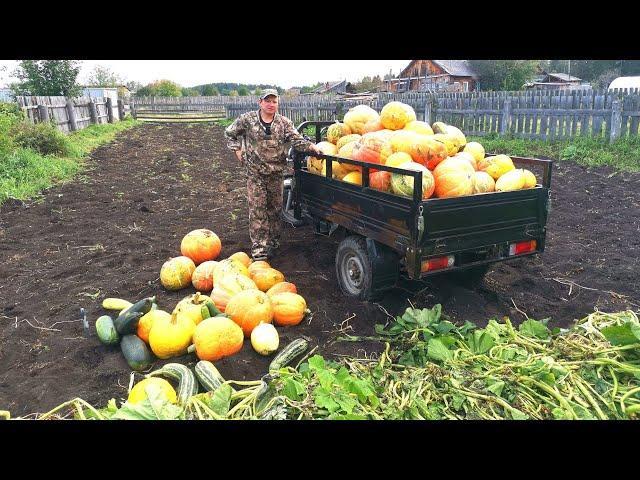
[509,240,537,256]
[421,255,455,273]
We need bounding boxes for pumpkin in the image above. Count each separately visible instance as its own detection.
[451,151,477,171]
[369,171,392,192]
[444,125,467,149]
[321,160,350,180]
[270,292,309,327]
[211,274,259,312]
[410,135,448,170]
[477,154,515,180]
[160,256,196,291]
[127,378,177,404]
[336,134,361,151]
[404,120,434,136]
[432,157,475,198]
[212,258,249,285]
[522,169,537,188]
[385,151,413,168]
[191,260,218,291]
[337,142,362,173]
[362,118,385,133]
[326,122,352,144]
[463,141,485,163]
[137,309,171,344]
[192,316,244,361]
[250,322,279,356]
[471,171,496,194]
[149,311,196,359]
[307,141,338,174]
[390,161,435,199]
[431,133,459,156]
[247,260,271,276]
[431,121,448,134]
[228,251,252,267]
[172,292,212,325]
[380,101,417,130]
[343,105,380,135]
[225,289,274,337]
[495,169,526,192]
[180,229,222,265]
[342,171,363,185]
[266,281,298,297]
[352,133,390,169]
[250,267,285,292]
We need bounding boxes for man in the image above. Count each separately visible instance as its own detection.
[224,89,322,261]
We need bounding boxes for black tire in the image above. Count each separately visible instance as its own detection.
[446,264,491,287]
[335,236,378,301]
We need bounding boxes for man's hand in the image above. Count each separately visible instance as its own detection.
[235,150,243,162]
[309,145,323,156]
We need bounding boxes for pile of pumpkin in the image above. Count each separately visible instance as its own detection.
[95,228,309,372]
[307,102,538,199]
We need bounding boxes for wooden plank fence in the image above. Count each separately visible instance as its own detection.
[15,96,127,133]
[130,88,640,142]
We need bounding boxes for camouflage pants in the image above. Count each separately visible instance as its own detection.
[246,171,284,258]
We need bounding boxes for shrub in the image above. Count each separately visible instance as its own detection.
[9,121,71,157]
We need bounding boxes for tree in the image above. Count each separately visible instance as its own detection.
[182,87,200,97]
[237,85,249,96]
[85,65,124,87]
[11,60,82,97]
[202,84,219,96]
[470,60,539,91]
[229,90,239,97]
[126,80,143,93]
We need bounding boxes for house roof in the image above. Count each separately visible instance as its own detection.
[546,72,581,82]
[433,60,478,78]
[312,80,346,93]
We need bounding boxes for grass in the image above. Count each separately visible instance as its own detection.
[0,118,141,206]
[469,134,640,172]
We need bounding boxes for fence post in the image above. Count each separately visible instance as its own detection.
[117,99,125,120]
[610,99,622,142]
[106,98,114,123]
[88,99,98,125]
[424,99,432,124]
[500,99,512,135]
[37,104,50,124]
[65,97,78,131]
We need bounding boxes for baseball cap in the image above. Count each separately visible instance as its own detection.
[260,88,279,100]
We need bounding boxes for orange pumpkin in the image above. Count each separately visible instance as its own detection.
[250,267,285,292]
[137,309,171,344]
[160,256,196,291]
[210,274,258,312]
[433,157,475,198]
[452,151,477,171]
[192,316,244,361]
[352,134,390,171]
[369,171,391,192]
[180,229,222,265]
[247,260,271,276]
[225,290,274,337]
[266,282,298,297]
[228,251,252,267]
[270,292,309,327]
[191,260,218,291]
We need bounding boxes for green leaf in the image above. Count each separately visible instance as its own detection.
[509,408,529,420]
[601,323,640,346]
[317,370,335,390]
[519,319,550,339]
[486,380,505,397]
[435,320,456,334]
[335,393,358,414]
[283,378,306,401]
[458,320,477,336]
[308,355,326,371]
[328,413,369,420]
[314,387,340,413]
[438,335,457,349]
[427,338,453,362]
[112,385,183,420]
[205,384,233,417]
[452,393,466,410]
[468,329,495,354]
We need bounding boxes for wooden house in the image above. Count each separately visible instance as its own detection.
[309,80,347,94]
[382,60,478,93]
[524,72,588,91]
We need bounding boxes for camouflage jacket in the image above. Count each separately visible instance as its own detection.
[224,111,315,175]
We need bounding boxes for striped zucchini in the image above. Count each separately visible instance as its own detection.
[268,338,309,372]
[95,315,120,345]
[195,361,235,393]
[147,363,198,405]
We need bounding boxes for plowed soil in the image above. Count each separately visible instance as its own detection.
[1,123,638,417]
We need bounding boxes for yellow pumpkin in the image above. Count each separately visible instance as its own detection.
[336,134,362,151]
[471,171,496,194]
[251,322,280,356]
[403,120,434,136]
[172,292,212,325]
[160,256,196,291]
[192,317,244,361]
[380,101,417,130]
[212,258,249,285]
[477,154,515,180]
[463,141,485,163]
[247,260,271,276]
[149,311,196,359]
[225,289,274,337]
[127,378,177,404]
[211,274,259,312]
[137,309,171,344]
[250,267,285,292]
[228,251,252,267]
[495,169,526,192]
[522,169,537,188]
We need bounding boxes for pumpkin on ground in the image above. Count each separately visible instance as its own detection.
[228,251,252,267]
[343,105,380,135]
[191,260,218,291]
[160,256,196,291]
[127,378,177,404]
[172,292,212,325]
[212,258,249,285]
[137,309,171,344]
[390,161,435,199]
[225,289,274,337]
[471,171,496,194]
[270,292,309,327]
[432,157,475,198]
[266,282,298,297]
[180,229,222,265]
[247,260,271,276]
[148,312,196,359]
[250,267,285,292]
[380,101,417,130]
[326,122,352,144]
[251,322,279,356]
[192,316,244,361]
[211,274,259,312]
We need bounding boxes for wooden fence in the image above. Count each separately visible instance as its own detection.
[16,96,127,133]
[130,88,640,141]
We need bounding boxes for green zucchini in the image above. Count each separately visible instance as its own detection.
[147,363,198,405]
[95,315,120,345]
[120,335,155,371]
[269,338,309,372]
[194,360,234,392]
[114,295,156,334]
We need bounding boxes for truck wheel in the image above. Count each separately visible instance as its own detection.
[336,236,377,300]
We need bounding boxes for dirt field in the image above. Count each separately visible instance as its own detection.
[1,123,638,417]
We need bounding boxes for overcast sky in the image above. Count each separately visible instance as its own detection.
[0,60,411,89]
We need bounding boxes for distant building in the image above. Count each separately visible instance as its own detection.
[284,87,302,97]
[81,86,121,119]
[382,60,479,93]
[524,72,589,91]
[608,76,640,91]
[309,80,347,94]
[0,87,13,102]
